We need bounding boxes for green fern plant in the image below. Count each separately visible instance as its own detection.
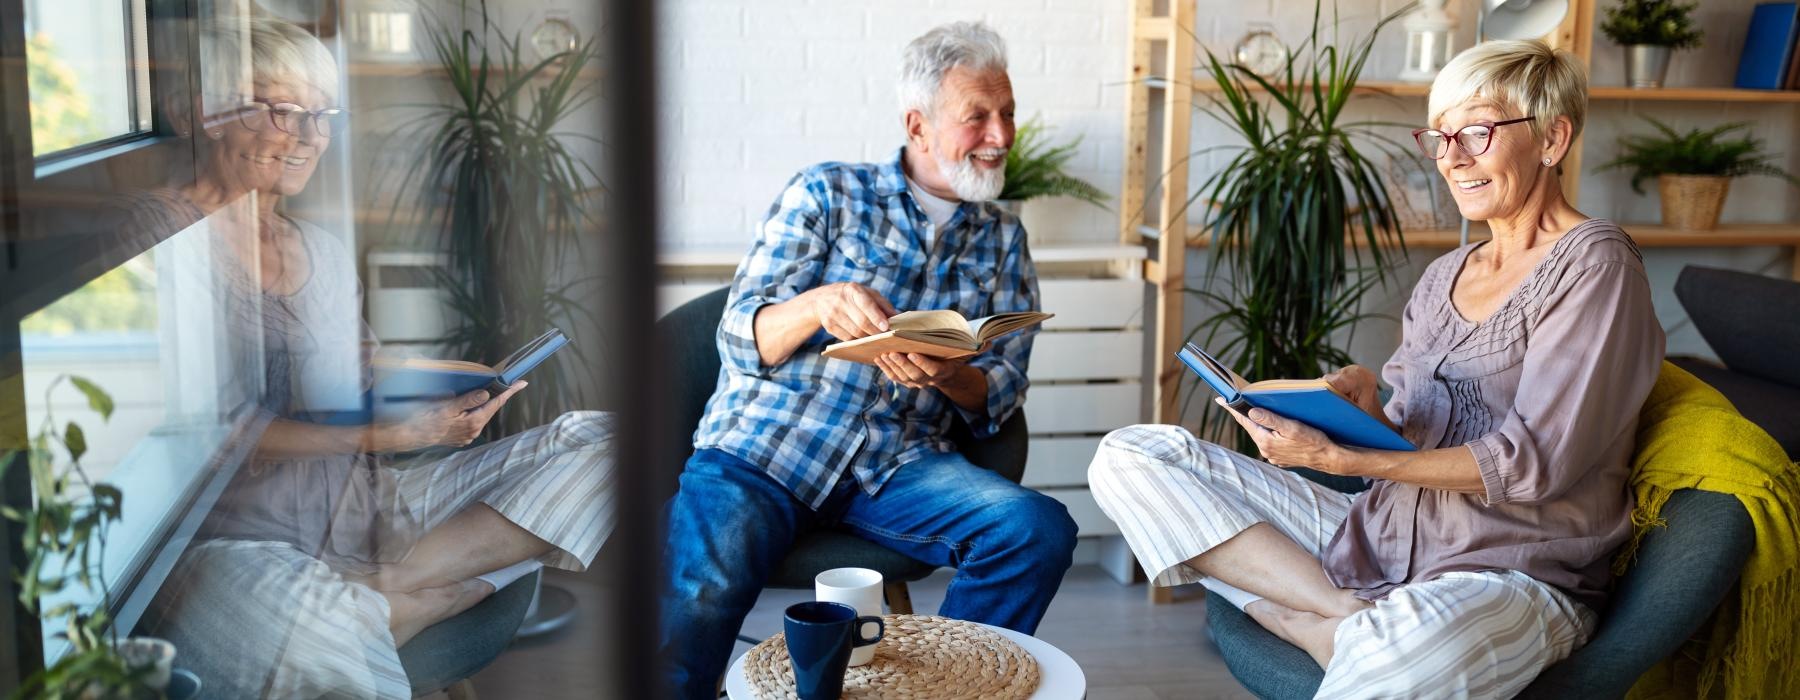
[1595,117,1800,193]
[1599,0,1703,49]
[999,117,1109,207]
[1181,1,1411,455]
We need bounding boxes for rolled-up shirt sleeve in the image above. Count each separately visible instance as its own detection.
[1466,260,1664,505]
[717,173,833,377]
[952,220,1039,439]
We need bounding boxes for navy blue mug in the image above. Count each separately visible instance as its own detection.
[783,601,884,700]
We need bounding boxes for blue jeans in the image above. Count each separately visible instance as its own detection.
[658,448,1078,699]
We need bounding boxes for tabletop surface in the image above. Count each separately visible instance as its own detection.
[725,621,1087,700]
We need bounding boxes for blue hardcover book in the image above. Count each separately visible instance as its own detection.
[1177,342,1415,452]
[372,327,569,407]
[1735,3,1800,89]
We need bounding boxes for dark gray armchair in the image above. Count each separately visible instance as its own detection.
[656,287,1029,612]
[1668,265,1800,460]
[397,569,540,698]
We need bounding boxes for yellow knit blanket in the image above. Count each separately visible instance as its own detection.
[1621,362,1800,700]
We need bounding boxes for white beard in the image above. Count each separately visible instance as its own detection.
[935,149,1006,202]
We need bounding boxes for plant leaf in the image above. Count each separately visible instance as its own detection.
[67,377,113,422]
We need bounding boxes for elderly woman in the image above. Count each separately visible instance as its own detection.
[127,16,616,698]
[1089,40,1664,698]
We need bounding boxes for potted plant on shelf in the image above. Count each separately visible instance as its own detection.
[1599,0,1703,89]
[2,376,168,698]
[1595,117,1800,231]
[1181,2,1410,455]
[997,116,1110,219]
[386,2,605,437]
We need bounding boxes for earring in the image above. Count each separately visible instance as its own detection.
[1543,157,1553,166]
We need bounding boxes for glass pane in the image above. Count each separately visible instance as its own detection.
[23,0,141,155]
[20,214,253,663]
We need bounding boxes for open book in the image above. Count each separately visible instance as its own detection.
[1178,342,1415,452]
[373,328,570,406]
[820,310,1053,364]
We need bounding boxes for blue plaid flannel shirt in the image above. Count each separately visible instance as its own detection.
[692,147,1040,509]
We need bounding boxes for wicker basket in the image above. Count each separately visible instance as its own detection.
[1658,174,1730,231]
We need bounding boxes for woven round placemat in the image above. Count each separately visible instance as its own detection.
[743,614,1041,699]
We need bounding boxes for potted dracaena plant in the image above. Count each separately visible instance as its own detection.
[2,376,169,699]
[1599,0,1704,89]
[385,1,605,437]
[996,116,1110,219]
[1181,1,1411,456]
[1596,117,1800,231]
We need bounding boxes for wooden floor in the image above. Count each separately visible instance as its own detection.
[469,565,1255,699]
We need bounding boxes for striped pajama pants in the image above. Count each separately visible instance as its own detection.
[1088,424,1596,700]
[144,411,619,699]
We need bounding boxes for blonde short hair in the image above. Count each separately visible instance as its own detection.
[201,15,340,111]
[1427,40,1585,142]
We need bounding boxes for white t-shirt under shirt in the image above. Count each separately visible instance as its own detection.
[906,177,960,230]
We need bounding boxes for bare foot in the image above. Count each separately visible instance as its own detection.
[1245,599,1349,669]
[382,579,497,647]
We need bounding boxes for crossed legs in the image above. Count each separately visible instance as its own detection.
[1193,522,1368,667]
[1088,424,1368,667]
[356,503,555,646]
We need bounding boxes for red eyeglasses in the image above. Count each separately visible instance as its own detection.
[1412,116,1535,160]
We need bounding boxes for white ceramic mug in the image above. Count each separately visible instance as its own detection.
[814,567,884,666]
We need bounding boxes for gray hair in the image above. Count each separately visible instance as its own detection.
[1428,39,1586,143]
[200,15,340,113]
[897,22,1008,116]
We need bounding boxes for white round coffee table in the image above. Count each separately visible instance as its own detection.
[726,621,1085,699]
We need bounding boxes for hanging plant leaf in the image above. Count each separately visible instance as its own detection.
[68,376,114,421]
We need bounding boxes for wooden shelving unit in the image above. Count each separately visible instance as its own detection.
[1188,79,1800,103]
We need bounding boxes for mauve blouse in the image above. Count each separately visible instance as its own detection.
[1320,219,1665,611]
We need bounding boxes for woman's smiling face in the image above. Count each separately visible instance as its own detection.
[1432,99,1547,223]
[204,77,333,199]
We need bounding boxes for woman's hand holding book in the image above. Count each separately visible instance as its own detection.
[370,382,527,452]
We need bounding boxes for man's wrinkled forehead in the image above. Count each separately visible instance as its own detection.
[935,67,1014,114]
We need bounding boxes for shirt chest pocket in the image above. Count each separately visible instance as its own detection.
[825,236,899,286]
[949,261,997,317]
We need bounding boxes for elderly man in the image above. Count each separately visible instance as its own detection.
[659,21,1077,696]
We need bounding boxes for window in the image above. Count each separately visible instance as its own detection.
[19,214,254,663]
[22,0,152,157]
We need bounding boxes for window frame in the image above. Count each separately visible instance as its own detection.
[0,0,254,681]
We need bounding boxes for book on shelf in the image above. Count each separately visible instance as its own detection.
[1787,14,1800,90]
[1178,342,1415,452]
[373,328,570,406]
[1735,2,1800,90]
[820,310,1052,364]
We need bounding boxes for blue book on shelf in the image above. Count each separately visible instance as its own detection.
[1735,2,1800,89]
[1177,342,1416,452]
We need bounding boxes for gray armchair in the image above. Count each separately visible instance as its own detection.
[656,287,1029,613]
[397,569,541,698]
[1668,265,1800,460]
